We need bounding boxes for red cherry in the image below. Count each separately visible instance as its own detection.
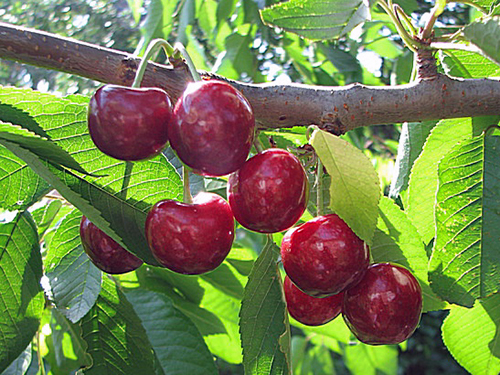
[88,84,172,161]
[80,216,143,274]
[342,263,423,345]
[145,192,235,275]
[284,276,343,326]
[169,80,255,176]
[227,148,309,233]
[281,214,369,297]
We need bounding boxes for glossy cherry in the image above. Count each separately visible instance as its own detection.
[88,84,172,161]
[284,276,343,326]
[169,80,255,176]
[80,216,143,274]
[281,214,369,297]
[342,263,423,345]
[227,148,309,233]
[145,192,235,275]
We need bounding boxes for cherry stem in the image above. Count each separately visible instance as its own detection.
[174,42,201,82]
[316,157,324,217]
[36,329,46,375]
[253,131,265,153]
[131,38,177,88]
[377,0,418,53]
[421,0,446,39]
[182,166,193,204]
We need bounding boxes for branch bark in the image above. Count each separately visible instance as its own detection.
[1,22,499,133]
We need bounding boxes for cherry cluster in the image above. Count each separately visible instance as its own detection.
[281,214,422,345]
[81,80,308,274]
[81,80,422,346]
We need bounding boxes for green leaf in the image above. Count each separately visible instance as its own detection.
[442,293,500,374]
[1,344,32,375]
[0,144,51,211]
[372,196,446,312]
[201,263,245,300]
[260,0,370,41]
[440,49,500,78]
[126,0,144,24]
[240,239,291,375]
[344,343,398,375]
[0,139,177,266]
[80,276,156,374]
[407,118,473,244]
[0,211,44,373]
[45,209,102,323]
[0,121,93,176]
[464,16,500,65]
[299,344,335,375]
[126,289,218,375]
[429,135,500,307]
[292,315,352,344]
[30,199,63,238]
[310,128,381,245]
[389,121,437,198]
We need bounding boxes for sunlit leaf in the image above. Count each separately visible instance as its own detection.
[442,293,500,374]
[310,128,381,245]
[261,0,370,41]
[430,134,500,307]
[464,16,500,65]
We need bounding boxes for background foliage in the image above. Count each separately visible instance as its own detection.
[1,0,499,374]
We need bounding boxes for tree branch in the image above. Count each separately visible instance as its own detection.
[1,22,499,134]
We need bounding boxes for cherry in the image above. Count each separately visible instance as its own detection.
[280,214,369,297]
[227,148,309,233]
[80,216,143,274]
[88,84,172,161]
[342,263,422,345]
[284,276,343,326]
[145,192,235,275]
[168,80,255,176]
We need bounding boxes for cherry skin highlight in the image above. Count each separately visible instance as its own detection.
[227,148,309,233]
[284,276,343,326]
[88,84,172,161]
[342,263,423,345]
[169,80,255,176]
[145,192,235,275]
[79,216,143,274]
[281,214,369,297]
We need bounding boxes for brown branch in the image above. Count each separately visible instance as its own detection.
[1,21,499,134]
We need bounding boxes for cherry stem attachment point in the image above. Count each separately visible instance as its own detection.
[182,165,193,204]
[132,38,176,88]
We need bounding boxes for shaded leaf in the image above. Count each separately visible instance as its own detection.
[0,211,44,373]
[126,289,218,375]
[80,276,156,374]
[45,209,102,323]
[240,239,291,375]
[344,343,398,375]
[30,199,63,238]
[464,16,500,65]
[1,344,31,375]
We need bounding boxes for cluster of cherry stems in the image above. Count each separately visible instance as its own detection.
[79,42,423,347]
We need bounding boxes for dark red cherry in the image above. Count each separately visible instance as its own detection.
[284,276,343,326]
[80,216,143,274]
[145,192,235,275]
[88,84,171,161]
[342,263,423,345]
[169,80,255,176]
[281,214,369,297]
[227,148,309,233]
